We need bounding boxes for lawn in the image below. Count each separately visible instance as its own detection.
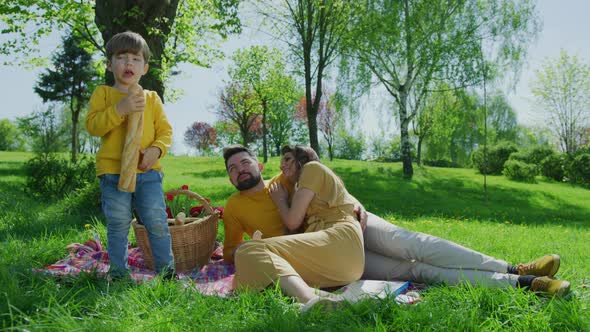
[1,151,589,331]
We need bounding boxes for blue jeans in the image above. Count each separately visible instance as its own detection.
[100,170,174,274]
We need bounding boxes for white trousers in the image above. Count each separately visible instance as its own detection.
[363,213,519,288]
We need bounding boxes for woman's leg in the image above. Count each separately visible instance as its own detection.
[279,275,317,303]
[233,224,364,301]
[364,213,508,273]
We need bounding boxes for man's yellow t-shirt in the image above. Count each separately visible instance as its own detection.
[222,174,293,263]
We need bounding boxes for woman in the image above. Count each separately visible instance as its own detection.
[232,145,364,310]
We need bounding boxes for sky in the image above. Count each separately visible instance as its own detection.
[1,0,589,155]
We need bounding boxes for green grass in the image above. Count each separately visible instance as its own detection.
[1,151,589,331]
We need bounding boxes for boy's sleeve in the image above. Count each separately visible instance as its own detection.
[150,93,172,158]
[86,86,125,137]
[222,198,246,264]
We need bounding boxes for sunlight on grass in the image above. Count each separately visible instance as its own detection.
[0,152,588,330]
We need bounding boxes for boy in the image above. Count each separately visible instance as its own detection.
[86,31,174,278]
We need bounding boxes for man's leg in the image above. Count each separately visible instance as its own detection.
[363,250,519,287]
[364,213,508,273]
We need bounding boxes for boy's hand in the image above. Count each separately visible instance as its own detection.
[116,84,145,116]
[138,146,161,171]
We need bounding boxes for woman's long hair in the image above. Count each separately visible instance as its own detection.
[281,145,320,171]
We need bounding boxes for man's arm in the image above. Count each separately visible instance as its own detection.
[222,202,246,264]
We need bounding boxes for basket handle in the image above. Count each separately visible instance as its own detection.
[165,189,218,217]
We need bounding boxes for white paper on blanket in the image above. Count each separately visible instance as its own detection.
[341,280,410,299]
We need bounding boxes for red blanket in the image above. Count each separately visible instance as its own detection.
[37,237,235,297]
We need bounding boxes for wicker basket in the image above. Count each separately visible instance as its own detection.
[132,189,219,272]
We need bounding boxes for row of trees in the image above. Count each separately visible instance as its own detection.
[2,0,588,182]
[1,0,541,179]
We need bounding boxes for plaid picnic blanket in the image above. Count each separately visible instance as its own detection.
[37,237,235,296]
[38,237,422,303]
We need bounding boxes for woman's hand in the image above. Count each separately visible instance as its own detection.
[269,182,289,206]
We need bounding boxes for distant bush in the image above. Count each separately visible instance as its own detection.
[24,153,96,201]
[509,146,555,174]
[334,130,366,160]
[565,153,590,186]
[472,141,518,175]
[423,159,455,168]
[503,160,537,182]
[540,154,565,181]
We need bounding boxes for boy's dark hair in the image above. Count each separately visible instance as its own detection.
[281,145,320,170]
[106,31,151,62]
[223,145,257,169]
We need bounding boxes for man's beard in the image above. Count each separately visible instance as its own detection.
[235,172,262,191]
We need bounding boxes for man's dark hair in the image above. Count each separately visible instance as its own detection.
[223,145,257,169]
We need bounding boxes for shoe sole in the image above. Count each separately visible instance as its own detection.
[553,280,570,297]
[548,254,560,277]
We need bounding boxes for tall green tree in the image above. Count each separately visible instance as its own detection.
[256,0,351,156]
[228,46,298,162]
[0,119,25,151]
[17,106,69,155]
[531,50,590,154]
[344,0,540,178]
[295,89,340,160]
[1,0,241,100]
[266,77,301,157]
[216,82,262,147]
[34,32,101,162]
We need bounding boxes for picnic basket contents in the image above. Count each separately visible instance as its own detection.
[132,189,219,272]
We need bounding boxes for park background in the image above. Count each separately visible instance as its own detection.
[1,0,589,158]
[0,0,589,330]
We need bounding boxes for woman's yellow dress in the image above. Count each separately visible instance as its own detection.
[233,161,364,290]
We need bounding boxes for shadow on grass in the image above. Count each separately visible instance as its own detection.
[0,177,101,242]
[182,169,228,179]
[334,166,590,226]
[0,160,28,177]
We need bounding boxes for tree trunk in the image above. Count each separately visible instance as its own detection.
[416,135,423,166]
[70,98,80,163]
[262,98,268,163]
[95,0,181,102]
[304,51,320,156]
[399,89,413,178]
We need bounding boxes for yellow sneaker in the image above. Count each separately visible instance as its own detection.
[530,276,570,297]
[518,254,560,277]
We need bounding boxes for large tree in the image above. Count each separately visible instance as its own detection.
[184,121,217,155]
[16,106,69,155]
[531,50,590,154]
[344,0,540,178]
[216,82,262,147]
[0,119,25,151]
[34,32,101,162]
[295,89,340,160]
[256,0,351,156]
[228,46,299,162]
[1,0,241,100]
